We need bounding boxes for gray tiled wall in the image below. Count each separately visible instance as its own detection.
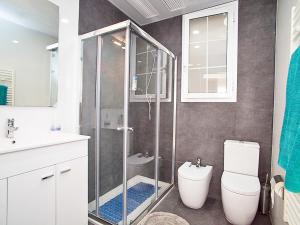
[79,0,129,35]
[142,0,277,199]
[79,0,277,201]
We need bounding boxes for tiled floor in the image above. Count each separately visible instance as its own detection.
[89,187,272,225]
[153,188,272,225]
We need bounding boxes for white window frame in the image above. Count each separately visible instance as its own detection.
[181,1,238,102]
[129,35,173,102]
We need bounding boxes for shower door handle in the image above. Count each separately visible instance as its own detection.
[116,127,134,132]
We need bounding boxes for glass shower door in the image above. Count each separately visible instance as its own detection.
[80,22,176,225]
[125,32,160,224]
[81,35,99,216]
[96,30,126,224]
[81,29,127,225]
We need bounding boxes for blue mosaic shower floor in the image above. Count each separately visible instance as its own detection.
[97,182,156,224]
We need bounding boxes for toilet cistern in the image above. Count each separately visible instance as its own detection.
[221,140,260,225]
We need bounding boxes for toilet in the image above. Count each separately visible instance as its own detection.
[178,162,213,209]
[221,140,261,225]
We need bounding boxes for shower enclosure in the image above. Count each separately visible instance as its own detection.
[80,20,177,225]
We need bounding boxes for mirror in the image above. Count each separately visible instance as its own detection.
[0,0,59,107]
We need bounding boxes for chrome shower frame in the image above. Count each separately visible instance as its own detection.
[79,20,177,225]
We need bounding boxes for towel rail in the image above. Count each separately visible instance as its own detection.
[291,0,300,52]
[284,190,300,225]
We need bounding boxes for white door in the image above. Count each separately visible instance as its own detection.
[0,179,7,225]
[56,157,88,225]
[7,166,55,225]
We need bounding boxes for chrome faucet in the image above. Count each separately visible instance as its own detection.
[189,157,201,167]
[7,118,18,139]
[196,157,201,168]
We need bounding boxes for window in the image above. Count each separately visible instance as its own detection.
[130,34,173,102]
[181,1,238,102]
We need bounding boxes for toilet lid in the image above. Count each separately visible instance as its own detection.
[178,162,213,181]
[222,171,260,196]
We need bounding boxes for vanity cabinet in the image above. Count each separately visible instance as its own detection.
[56,157,87,225]
[0,133,89,225]
[8,166,56,225]
[0,179,7,225]
[6,157,87,225]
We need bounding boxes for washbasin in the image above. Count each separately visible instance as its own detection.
[0,132,89,155]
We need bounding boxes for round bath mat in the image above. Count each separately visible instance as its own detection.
[138,212,190,225]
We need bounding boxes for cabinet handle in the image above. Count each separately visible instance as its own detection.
[60,168,71,174]
[41,174,54,180]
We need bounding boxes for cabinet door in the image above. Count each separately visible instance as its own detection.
[0,179,7,225]
[7,166,55,225]
[56,157,88,225]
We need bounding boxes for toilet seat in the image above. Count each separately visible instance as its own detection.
[222,171,260,196]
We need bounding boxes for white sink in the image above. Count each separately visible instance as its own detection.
[0,132,89,155]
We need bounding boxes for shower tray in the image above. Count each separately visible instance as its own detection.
[88,175,169,224]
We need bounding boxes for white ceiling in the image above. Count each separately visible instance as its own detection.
[0,0,59,37]
[108,0,233,25]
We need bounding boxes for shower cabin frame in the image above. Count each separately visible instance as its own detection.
[79,20,177,225]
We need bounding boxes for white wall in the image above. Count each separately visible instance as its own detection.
[0,0,80,137]
[271,0,297,224]
[272,0,297,178]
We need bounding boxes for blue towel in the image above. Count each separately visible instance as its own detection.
[279,46,300,193]
[0,85,7,105]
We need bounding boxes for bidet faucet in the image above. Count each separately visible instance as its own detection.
[189,157,201,167]
[7,118,18,139]
[196,157,201,168]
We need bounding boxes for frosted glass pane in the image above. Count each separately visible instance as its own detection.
[147,52,157,73]
[189,17,207,43]
[208,40,227,67]
[208,13,228,40]
[136,75,147,95]
[188,69,207,93]
[187,12,229,94]
[136,54,147,74]
[136,37,147,54]
[207,67,227,93]
[189,43,206,67]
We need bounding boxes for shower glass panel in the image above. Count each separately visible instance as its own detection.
[80,36,99,214]
[80,21,176,225]
[81,29,126,224]
[126,33,158,224]
[158,51,175,192]
[97,30,126,224]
